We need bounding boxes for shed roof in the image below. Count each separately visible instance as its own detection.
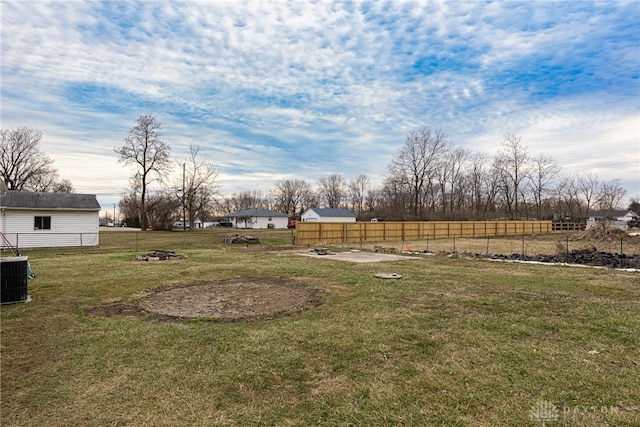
[226,208,288,218]
[305,208,356,217]
[0,190,101,210]
[588,210,638,218]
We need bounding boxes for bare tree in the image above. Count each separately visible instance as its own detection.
[529,154,560,219]
[177,144,220,230]
[443,146,469,218]
[226,190,265,212]
[115,115,171,231]
[598,179,626,211]
[26,170,75,193]
[348,174,370,216]
[272,178,313,217]
[146,189,180,231]
[434,155,453,218]
[553,175,581,220]
[466,152,491,219]
[365,187,382,213]
[576,172,601,219]
[387,127,449,219]
[0,127,73,192]
[494,133,529,219]
[317,174,347,208]
[119,185,142,228]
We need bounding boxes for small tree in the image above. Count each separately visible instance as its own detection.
[177,144,220,230]
[146,190,179,231]
[115,115,171,231]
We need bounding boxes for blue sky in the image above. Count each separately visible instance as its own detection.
[1,0,639,214]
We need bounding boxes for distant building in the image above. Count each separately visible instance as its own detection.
[586,210,639,230]
[0,190,100,249]
[301,208,356,223]
[225,208,288,229]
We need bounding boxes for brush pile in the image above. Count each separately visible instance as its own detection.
[136,250,185,261]
[467,246,639,269]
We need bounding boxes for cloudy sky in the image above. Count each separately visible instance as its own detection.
[2,0,639,214]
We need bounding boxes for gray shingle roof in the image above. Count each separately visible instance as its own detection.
[588,210,638,218]
[0,190,101,210]
[226,208,288,217]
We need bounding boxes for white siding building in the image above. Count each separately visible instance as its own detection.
[301,208,356,223]
[586,210,639,230]
[225,208,289,229]
[0,191,101,249]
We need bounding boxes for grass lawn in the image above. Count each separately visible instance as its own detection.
[1,231,639,426]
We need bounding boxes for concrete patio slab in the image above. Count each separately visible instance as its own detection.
[296,250,420,263]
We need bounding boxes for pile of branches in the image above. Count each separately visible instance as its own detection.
[136,250,185,261]
[229,234,261,244]
[466,247,639,269]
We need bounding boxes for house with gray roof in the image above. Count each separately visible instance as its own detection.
[225,208,288,229]
[0,190,101,249]
[586,209,639,230]
[301,208,356,223]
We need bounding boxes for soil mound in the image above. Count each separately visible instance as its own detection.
[570,226,633,242]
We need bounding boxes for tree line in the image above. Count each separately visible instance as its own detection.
[222,129,630,224]
[2,117,634,231]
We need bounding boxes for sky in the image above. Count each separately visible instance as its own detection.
[1,0,639,216]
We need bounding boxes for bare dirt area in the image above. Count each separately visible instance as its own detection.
[86,276,322,322]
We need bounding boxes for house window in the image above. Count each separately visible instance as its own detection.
[268,217,272,221]
[34,216,51,230]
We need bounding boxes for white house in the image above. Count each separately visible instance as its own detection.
[301,208,356,223]
[225,208,288,229]
[0,190,101,249]
[586,210,639,230]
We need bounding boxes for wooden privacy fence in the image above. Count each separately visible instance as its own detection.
[295,220,552,245]
[551,221,585,232]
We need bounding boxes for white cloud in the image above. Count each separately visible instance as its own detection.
[1,0,638,212]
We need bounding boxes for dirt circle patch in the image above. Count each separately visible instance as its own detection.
[89,277,321,322]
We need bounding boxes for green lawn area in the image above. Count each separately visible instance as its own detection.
[1,231,638,426]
